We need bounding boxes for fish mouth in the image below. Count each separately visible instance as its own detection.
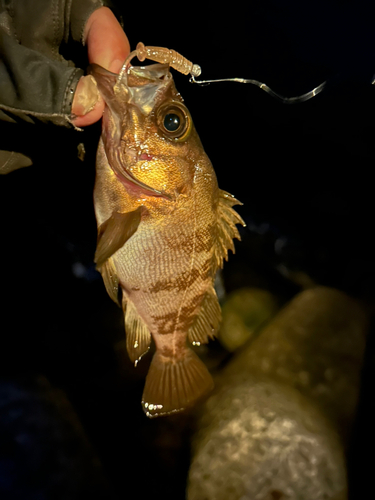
[120,146,187,200]
[112,147,171,200]
[121,148,185,200]
[102,132,168,199]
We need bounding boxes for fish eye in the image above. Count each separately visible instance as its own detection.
[164,113,180,132]
[157,102,191,141]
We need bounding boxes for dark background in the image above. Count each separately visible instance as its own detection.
[1,1,375,498]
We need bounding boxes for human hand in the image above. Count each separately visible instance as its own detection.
[72,7,130,128]
[0,1,131,174]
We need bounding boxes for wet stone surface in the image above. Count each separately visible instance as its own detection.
[187,287,368,500]
[218,287,279,352]
[189,378,347,500]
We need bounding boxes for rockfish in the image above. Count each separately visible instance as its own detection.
[91,60,244,418]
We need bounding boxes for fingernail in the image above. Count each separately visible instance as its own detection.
[72,75,100,116]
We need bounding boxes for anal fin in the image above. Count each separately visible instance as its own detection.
[124,299,151,366]
[187,285,222,346]
[142,348,214,418]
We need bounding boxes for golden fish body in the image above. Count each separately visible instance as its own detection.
[91,62,244,417]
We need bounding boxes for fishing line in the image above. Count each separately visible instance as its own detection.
[189,76,327,104]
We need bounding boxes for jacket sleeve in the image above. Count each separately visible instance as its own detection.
[0,0,111,127]
[0,30,84,127]
[0,0,115,173]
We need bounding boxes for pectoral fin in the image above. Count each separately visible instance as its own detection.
[95,207,145,267]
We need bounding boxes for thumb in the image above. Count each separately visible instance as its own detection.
[84,7,130,73]
[72,7,130,127]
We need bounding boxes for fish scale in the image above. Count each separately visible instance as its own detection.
[91,59,245,417]
[117,195,213,336]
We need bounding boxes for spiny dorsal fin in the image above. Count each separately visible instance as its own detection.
[142,348,214,418]
[95,206,145,267]
[124,298,151,366]
[100,257,120,306]
[187,285,222,346]
[214,189,245,269]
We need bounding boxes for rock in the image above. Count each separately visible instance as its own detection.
[223,286,367,439]
[0,376,116,500]
[189,377,347,500]
[188,287,368,500]
[218,288,279,352]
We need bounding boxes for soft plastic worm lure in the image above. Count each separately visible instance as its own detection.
[116,42,201,89]
[134,42,202,77]
[116,42,325,104]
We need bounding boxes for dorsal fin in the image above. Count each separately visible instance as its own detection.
[187,191,244,346]
[94,206,144,267]
[123,298,152,366]
[187,285,222,345]
[214,189,245,270]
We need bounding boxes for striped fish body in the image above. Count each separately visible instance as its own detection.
[91,62,244,417]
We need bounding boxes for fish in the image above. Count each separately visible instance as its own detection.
[90,59,245,418]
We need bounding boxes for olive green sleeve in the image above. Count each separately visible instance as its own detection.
[0,29,84,127]
[0,0,112,126]
[0,0,115,173]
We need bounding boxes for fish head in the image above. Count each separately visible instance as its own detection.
[90,63,211,201]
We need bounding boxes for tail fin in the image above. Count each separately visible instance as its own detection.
[142,348,214,418]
